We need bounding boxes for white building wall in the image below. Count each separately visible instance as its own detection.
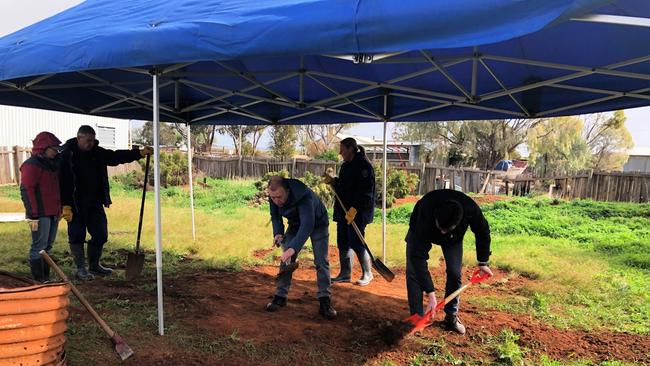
[0,105,131,149]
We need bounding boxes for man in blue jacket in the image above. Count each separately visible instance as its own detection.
[266,176,336,320]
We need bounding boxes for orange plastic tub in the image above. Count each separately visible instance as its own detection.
[0,272,70,366]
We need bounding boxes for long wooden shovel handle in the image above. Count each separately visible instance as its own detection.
[329,188,373,254]
[40,250,116,337]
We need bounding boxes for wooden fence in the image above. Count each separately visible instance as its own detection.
[193,155,650,203]
[0,146,140,185]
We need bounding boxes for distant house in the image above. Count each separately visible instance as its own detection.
[623,147,650,173]
[0,105,131,149]
[336,133,421,165]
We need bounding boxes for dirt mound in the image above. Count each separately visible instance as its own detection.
[472,194,510,205]
[65,257,650,365]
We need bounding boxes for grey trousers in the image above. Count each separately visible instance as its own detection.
[276,225,331,299]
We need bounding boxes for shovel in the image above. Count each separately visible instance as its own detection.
[40,251,134,360]
[404,269,492,335]
[329,186,395,282]
[125,154,150,281]
[273,236,300,280]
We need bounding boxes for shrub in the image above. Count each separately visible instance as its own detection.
[140,151,189,187]
[374,165,420,207]
[111,170,144,190]
[314,149,339,162]
[300,171,334,208]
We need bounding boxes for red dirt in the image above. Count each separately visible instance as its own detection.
[394,194,510,208]
[64,251,650,365]
[471,194,510,205]
[394,196,420,206]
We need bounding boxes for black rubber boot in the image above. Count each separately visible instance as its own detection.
[265,295,287,312]
[88,243,113,276]
[442,313,466,335]
[331,248,353,283]
[318,297,337,320]
[42,259,50,282]
[70,244,94,281]
[29,258,46,283]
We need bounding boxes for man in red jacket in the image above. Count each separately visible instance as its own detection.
[20,132,63,282]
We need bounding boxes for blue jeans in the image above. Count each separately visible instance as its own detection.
[29,216,59,260]
[406,232,463,316]
[276,225,331,299]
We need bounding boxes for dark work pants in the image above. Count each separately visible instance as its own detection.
[67,205,108,249]
[406,233,463,316]
[336,219,367,260]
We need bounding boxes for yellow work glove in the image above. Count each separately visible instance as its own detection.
[61,206,73,222]
[27,219,39,232]
[140,146,153,157]
[345,207,357,225]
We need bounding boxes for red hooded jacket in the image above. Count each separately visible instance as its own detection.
[20,132,62,219]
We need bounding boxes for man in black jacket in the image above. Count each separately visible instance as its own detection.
[406,189,493,334]
[60,125,152,280]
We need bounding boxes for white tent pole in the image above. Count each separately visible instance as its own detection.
[152,73,164,336]
[186,123,196,241]
[380,92,390,263]
[382,120,387,263]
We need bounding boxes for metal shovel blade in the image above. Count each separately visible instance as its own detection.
[372,258,395,282]
[125,251,145,281]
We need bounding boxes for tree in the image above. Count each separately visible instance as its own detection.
[216,125,268,156]
[394,119,541,169]
[270,125,297,159]
[133,121,183,147]
[300,124,353,156]
[527,116,591,176]
[583,111,634,171]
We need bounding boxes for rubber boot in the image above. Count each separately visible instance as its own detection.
[354,250,374,286]
[42,259,50,282]
[29,258,46,283]
[265,295,287,312]
[318,297,337,320]
[70,244,94,281]
[331,248,353,283]
[442,313,466,335]
[88,243,113,276]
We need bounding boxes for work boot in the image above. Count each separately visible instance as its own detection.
[318,297,337,320]
[265,295,287,312]
[42,260,50,282]
[70,244,94,281]
[331,248,353,283]
[88,244,113,276]
[354,250,374,286]
[442,313,466,335]
[29,258,46,283]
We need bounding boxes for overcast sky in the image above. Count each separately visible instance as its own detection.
[1,0,648,149]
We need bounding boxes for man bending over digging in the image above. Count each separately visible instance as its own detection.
[266,176,337,320]
[406,189,493,334]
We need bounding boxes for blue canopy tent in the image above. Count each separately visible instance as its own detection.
[1,0,649,335]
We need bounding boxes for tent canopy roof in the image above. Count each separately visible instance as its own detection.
[1,0,649,125]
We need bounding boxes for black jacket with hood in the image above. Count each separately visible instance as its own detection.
[60,137,141,208]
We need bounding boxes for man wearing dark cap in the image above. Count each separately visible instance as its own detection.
[406,189,493,334]
[60,125,152,280]
[20,132,63,282]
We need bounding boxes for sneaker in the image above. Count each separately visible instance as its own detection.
[318,297,337,320]
[442,313,466,335]
[265,295,287,312]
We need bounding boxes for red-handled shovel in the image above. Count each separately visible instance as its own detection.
[405,269,492,335]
